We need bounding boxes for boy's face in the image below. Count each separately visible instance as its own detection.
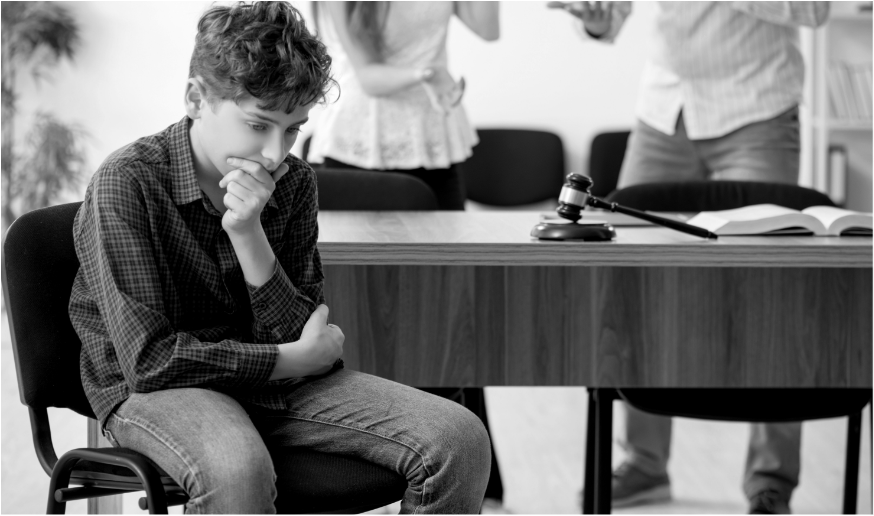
[194,92,312,177]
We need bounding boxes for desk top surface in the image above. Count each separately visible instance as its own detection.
[316,211,873,267]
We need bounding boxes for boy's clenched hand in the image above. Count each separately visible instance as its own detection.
[270,305,345,380]
[219,157,290,234]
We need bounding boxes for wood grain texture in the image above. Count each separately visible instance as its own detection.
[323,265,872,388]
[318,212,873,267]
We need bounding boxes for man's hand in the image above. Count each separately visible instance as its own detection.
[270,305,345,380]
[219,157,290,234]
[548,1,613,37]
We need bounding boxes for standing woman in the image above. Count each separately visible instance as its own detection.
[308,1,499,210]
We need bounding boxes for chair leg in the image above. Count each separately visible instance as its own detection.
[842,410,863,514]
[595,389,616,514]
[47,454,81,514]
[583,388,598,514]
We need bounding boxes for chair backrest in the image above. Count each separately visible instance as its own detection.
[462,128,565,206]
[2,202,95,418]
[316,168,439,210]
[606,180,837,212]
[587,131,630,198]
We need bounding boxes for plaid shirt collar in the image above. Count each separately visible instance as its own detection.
[168,116,278,212]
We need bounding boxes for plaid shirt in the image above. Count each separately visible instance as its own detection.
[69,116,327,427]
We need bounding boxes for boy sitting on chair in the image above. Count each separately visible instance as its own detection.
[68,3,490,513]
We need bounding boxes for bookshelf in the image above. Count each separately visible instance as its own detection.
[800,2,873,211]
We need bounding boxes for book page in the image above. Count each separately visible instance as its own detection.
[802,206,873,235]
[687,204,825,235]
[700,204,798,222]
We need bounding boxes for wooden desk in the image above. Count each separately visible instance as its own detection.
[318,211,872,388]
[87,211,871,513]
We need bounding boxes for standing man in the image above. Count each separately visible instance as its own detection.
[556,2,830,514]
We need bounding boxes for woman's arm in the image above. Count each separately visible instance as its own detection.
[325,1,433,97]
[454,2,500,41]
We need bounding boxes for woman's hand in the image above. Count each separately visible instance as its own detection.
[421,67,465,115]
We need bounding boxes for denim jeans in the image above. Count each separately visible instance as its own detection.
[617,106,800,188]
[104,368,491,513]
[624,406,801,500]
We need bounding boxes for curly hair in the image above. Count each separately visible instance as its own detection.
[189,2,335,114]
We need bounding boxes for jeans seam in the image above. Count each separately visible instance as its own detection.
[110,413,201,511]
[275,413,433,513]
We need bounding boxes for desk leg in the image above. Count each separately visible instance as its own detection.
[595,389,616,514]
[86,419,123,514]
[583,389,597,514]
[843,410,862,514]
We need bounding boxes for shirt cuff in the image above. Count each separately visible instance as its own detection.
[245,260,303,339]
[226,341,279,389]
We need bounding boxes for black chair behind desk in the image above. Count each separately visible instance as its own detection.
[300,135,313,163]
[582,181,872,514]
[316,167,439,210]
[2,202,407,514]
[587,130,630,199]
[462,128,565,206]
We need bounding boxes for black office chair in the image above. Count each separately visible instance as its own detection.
[462,128,565,206]
[316,168,439,210]
[300,135,312,163]
[587,131,630,199]
[582,181,872,514]
[2,202,407,514]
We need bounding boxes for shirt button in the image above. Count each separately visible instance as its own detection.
[254,302,266,311]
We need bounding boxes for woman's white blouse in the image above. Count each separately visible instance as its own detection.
[308,2,478,170]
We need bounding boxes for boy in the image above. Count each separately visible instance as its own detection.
[69,3,490,513]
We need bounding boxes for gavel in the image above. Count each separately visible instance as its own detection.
[531,174,718,241]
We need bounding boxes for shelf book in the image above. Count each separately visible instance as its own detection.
[687,204,873,236]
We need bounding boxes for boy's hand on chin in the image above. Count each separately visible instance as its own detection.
[219,157,290,234]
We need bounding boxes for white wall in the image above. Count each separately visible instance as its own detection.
[13,1,657,201]
[15,1,210,205]
[444,1,655,176]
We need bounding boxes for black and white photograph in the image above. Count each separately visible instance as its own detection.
[1,1,872,514]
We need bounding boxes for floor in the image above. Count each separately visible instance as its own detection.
[2,322,871,514]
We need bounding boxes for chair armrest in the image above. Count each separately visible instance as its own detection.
[51,447,169,513]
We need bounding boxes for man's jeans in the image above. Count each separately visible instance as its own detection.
[104,369,492,513]
[617,106,800,188]
[625,406,802,500]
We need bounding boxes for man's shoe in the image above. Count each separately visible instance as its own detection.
[748,490,791,514]
[610,462,672,508]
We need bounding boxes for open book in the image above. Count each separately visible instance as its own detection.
[686,204,873,236]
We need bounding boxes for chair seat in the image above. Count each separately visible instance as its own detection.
[273,447,408,514]
[67,446,407,513]
[619,388,872,423]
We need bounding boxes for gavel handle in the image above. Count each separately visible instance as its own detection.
[587,197,718,240]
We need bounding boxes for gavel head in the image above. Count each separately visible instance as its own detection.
[556,174,593,223]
